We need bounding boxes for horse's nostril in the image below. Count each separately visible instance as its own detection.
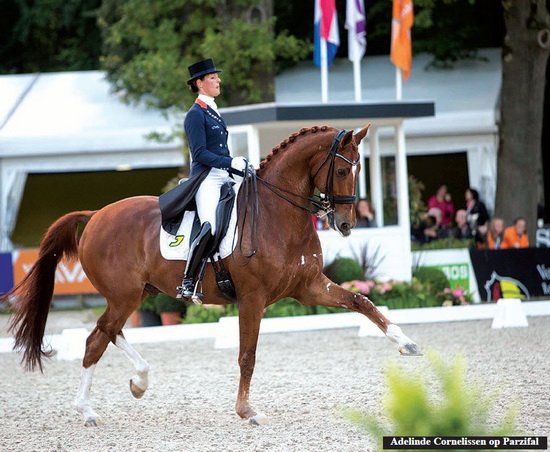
[341,222,350,231]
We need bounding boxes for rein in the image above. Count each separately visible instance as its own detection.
[231,129,359,265]
[257,129,359,217]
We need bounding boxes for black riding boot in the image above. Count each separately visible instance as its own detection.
[176,222,213,300]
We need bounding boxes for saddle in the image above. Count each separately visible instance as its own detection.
[158,170,237,302]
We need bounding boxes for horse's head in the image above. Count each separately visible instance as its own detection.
[312,124,370,237]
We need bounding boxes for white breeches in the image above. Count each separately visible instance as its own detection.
[195,168,233,235]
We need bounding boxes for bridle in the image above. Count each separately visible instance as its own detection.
[255,129,360,217]
[231,129,359,265]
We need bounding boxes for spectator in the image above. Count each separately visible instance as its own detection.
[485,217,506,249]
[411,208,449,243]
[465,188,490,243]
[451,209,473,239]
[427,184,455,228]
[355,199,375,228]
[502,217,529,248]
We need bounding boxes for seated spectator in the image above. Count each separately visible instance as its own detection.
[451,209,473,239]
[355,199,375,228]
[427,184,455,228]
[502,217,529,248]
[411,208,449,243]
[485,217,506,249]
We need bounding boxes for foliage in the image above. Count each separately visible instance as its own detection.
[412,267,449,295]
[346,351,517,450]
[411,237,474,251]
[154,293,187,313]
[437,287,472,306]
[0,0,101,74]
[182,298,341,323]
[350,242,385,281]
[341,279,440,310]
[137,295,158,313]
[408,175,427,228]
[323,257,365,285]
[182,303,239,324]
[97,0,310,111]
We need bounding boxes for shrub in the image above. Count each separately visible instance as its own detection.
[346,351,517,450]
[154,293,187,313]
[342,279,440,309]
[138,296,157,313]
[413,267,449,294]
[411,238,474,251]
[324,257,364,284]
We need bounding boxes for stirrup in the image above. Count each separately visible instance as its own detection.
[176,280,204,305]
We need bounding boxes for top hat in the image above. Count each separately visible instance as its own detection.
[187,58,222,85]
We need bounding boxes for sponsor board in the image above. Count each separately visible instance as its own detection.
[469,248,550,301]
[0,253,14,295]
[12,249,97,295]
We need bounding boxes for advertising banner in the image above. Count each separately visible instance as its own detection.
[0,252,14,295]
[12,249,98,295]
[469,248,550,302]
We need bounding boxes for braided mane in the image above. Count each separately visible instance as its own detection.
[258,125,333,170]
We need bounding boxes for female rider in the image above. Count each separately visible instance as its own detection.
[177,58,247,299]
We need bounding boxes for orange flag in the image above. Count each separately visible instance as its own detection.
[391,0,414,80]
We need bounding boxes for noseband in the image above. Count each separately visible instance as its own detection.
[312,129,360,215]
[255,129,359,217]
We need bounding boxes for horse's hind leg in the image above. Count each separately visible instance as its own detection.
[75,298,143,426]
[75,326,111,426]
[114,335,150,399]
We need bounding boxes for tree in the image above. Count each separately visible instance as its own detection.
[494,1,550,240]
[97,0,310,111]
[0,0,101,74]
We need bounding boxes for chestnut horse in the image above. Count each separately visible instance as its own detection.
[5,125,421,426]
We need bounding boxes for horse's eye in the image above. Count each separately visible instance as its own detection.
[337,169,348,177]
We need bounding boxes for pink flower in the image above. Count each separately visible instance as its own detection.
[452,288,464,298]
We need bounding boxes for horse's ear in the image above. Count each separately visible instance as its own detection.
[341,129,355,147]
[353,123,371,144]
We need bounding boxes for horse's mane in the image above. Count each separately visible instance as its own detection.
[258,125,333,170]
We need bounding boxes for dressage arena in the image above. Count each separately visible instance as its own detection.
[0,311,548,452]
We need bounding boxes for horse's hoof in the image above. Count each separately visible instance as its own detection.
[84,417,99,427]
[249,413,268,426]
[398,343,423,356]
[130,379,146,399]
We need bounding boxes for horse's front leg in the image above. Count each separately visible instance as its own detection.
[298,275,422,355]
[235,296,268,425]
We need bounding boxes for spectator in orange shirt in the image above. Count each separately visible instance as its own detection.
[486,217,506,249]
[502,217,529,249]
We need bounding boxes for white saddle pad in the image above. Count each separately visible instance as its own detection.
[159,181,241,261]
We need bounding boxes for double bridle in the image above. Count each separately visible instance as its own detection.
[232,129,359,265]
[256,129,360,217]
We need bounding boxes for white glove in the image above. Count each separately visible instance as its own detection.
[231,156,248,172]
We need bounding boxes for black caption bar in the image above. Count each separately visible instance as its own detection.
[383,436,548,450]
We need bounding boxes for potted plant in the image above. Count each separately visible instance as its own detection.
[154,293,187,325]
[138,296,162,327]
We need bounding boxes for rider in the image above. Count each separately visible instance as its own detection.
[177,58,248,300]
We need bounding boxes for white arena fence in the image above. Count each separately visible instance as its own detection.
[1,300,549,361]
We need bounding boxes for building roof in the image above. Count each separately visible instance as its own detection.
[0,71,177,158]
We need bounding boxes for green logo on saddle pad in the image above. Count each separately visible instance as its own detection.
[169,235,185,247]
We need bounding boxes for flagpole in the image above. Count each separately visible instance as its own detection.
[321,38,328,103]
[395,66,402,101]
[353,58,362,102]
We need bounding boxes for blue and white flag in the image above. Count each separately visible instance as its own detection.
[346,0,367,62]
[314,0,340,67]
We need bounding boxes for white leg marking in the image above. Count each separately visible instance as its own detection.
[75,364,100,425]
[115,335,150,392]
[385,324,419,354]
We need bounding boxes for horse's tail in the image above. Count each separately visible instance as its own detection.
[4,211,97,372]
